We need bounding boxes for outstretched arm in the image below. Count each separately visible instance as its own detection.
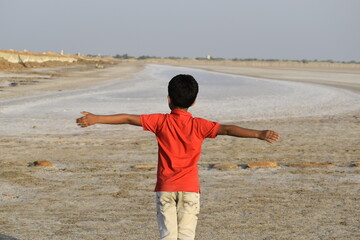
[217,124,280,144]
[76,111,142,128]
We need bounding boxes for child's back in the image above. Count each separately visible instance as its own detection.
[141,109,219,193]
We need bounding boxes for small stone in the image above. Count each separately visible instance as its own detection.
[351,163,360,167]
[33,161,52,167]
[131,164,157,170]
[288,162,333,168]
[247,162,277,169]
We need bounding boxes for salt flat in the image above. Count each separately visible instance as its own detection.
[1,64,359,135]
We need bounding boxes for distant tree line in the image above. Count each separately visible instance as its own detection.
[195,57,226,61]
[88,53,360,64]
[113,54,132,59]
[230,58,360,64]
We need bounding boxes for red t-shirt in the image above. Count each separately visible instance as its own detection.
[140,109,220,193]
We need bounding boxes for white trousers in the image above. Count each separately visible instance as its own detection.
[156,191,200,240]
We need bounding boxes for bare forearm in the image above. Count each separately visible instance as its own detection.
[218,125,260,138]
[217,124,280,143]
[95,114,137,124]
[76,112,141,127]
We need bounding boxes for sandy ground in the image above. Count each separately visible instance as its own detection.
[1,61,360,240]
[0,62,144,99]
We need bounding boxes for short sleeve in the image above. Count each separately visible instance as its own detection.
[140,114,165,134]
[195,118,220,139]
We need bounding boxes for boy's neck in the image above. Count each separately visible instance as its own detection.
[171,107,189,112]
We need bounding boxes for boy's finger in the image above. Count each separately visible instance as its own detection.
[268,135,279,142]
[77,121,88,128]
[76,117,85,123]
[266,131,280,143]
[270,131,280,139]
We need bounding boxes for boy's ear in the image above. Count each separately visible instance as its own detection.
[167,96,171,104]
[191,101,196,107]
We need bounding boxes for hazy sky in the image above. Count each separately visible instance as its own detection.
[1,0,359,61]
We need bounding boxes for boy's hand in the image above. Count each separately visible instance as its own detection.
[259,130,281,144]
[76,112,98,128]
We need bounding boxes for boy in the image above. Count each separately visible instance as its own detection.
[76,74,280,240]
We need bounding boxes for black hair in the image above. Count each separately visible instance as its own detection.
[168,74,199,108]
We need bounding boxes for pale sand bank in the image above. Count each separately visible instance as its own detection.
[0,62,359,240]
